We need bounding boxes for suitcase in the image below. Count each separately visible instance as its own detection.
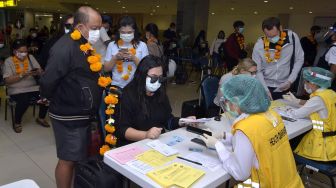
[181,99,204,118]
[74,158,122,188]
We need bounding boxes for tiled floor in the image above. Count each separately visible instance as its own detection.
[0,81,333,188]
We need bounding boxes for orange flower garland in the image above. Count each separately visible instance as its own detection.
[236,33,245,50]
[12,56,29,75]
[71,29,118,155]
[264,31,287,63]
[115,40,136,81]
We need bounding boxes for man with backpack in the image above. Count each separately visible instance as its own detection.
[252,17,304,100]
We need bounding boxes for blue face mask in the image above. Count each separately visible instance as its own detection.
[270,35,280,43]
[238,27,244,34]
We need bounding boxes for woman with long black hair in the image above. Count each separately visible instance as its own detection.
[115,55,195,146]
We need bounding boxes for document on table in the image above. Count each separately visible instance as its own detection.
[136,149,177,167]
[107,146,146,164]
[270,100,286,109]
[146,140,178,156]
[147,162,205,188]
[126,160,154,174]
[184,152,222,171]
[179,118,212,123]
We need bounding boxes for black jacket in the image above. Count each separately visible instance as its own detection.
[40,34,102,121]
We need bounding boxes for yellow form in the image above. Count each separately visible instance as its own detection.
[136,149,177,167]
[147,162,205,188]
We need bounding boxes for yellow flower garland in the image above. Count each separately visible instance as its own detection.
[236,33,245,50]
[71,29,118,155]
[12,56,29,75]
[263,31,287,63]
[116,40,136,81]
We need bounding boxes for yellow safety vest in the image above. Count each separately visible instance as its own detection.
[232,110,303,188]
[295,89,336,161]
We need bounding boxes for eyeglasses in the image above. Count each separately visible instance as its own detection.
[147,75,167,83]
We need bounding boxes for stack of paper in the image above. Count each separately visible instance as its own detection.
[146,140,178,156]
[147,163,205,188]
[107,146,145,164]
[136,149,177,167]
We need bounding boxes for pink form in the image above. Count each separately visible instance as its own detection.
[107,146,147,164]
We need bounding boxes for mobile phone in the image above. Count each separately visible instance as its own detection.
[186,126,212,136]
[191,138,206,147]
[119,47,128,52]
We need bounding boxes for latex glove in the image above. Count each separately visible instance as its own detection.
[179,116,198,127]
[146,127,163,139]
[200,134,219,149]
[282,92,300,105]
[277,81,291,92]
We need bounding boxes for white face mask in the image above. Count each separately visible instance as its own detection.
[64,28,70,34]
[88,29,100,44]
[304,83,313,94]
[120,33,134,43]
[16,52,28,60]
[146,77,161,92]
[0,43,4,48]
[32,33,37,38]
[238,27,244,34]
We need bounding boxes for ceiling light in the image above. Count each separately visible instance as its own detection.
[309,11,313,14]
[230,7,234,10]
[264,0,268,3]
[122,6,126,9]
[117,0,121,2]
[289,6,294,10]
[60,16,62,19]
[96,7,99,10]
[156,5,160,8]
[254,11,258,14]
[211,12,215,15]
[150,13,153,16]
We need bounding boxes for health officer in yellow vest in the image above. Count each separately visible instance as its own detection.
[283,67,336,161]
[201,75,303,188]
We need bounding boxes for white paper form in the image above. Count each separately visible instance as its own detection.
[184,152,222,171]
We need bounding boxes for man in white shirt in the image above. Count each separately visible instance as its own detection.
[93,16,111,60]
[252,17,304,100]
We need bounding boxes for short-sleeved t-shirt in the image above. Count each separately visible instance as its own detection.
[3,54,40,95]
[92,27,111,60]
[325,43,336,65]
[104,41,148,88]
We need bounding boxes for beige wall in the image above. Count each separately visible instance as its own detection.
[143,14,175,31]
[207,13,335,46]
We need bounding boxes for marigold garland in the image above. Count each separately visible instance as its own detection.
[115,40,136,81]
[236,33,245,50]
[12,56,29,75]
[71,29,118,155]
[264,31,287,63]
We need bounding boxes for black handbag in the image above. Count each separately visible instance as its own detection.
[74,158,122,188]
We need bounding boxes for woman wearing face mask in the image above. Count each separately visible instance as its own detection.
[104,16,149,89]
[2,39,49,133]
[115,55,196,146]
[214,58,257,106]
[201,75,303,187]
[282,67,336,162]
[11,19,25,40]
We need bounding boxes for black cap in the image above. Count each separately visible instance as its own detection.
[12,39,27,50]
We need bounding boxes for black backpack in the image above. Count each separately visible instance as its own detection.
[74,158,122,188]
[317,45,336,70]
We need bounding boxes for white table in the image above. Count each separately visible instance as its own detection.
[104,103,313,188]
[0,179,40,188]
